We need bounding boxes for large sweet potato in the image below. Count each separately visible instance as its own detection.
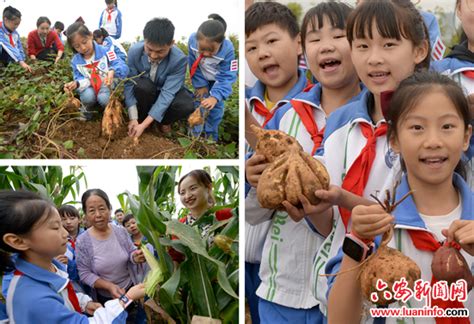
[188,107,203,127]
[251,125,303,162]
[256,149,329,209]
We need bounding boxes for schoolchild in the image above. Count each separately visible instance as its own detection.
[63,22,129,120]
[53,21,65,44]
[432,0,474,184]
[0,6,31,72]
[244,3,307,323]
[188,14,238,141]
[244,2,362,323]
[308,0,431,317]
[0,190,145,323]
[99,0,122,39]
[58,204,85,291]
[328,71,474,323]
[93,28,127,63]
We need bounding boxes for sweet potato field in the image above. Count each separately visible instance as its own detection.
[0,40,239,159]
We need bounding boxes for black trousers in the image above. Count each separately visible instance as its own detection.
[133,77,194,124]
[36,47,58,61]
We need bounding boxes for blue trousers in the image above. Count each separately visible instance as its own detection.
[79,86,111,119]
[191,100,224,141]
[258,299,325,324]
[245,262,261,324]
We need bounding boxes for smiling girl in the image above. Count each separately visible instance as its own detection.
[0,190,145,323]
[328,71,474,323]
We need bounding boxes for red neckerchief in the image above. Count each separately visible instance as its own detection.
[68,237,76,250]
[462,70,474,79]
[339,122,388,230]
[14,268,82,313]
[8,33,14,47]
[290,99,324,156]
[190,53,204,79]
[106,8,114,23]
[84,61,102,95]
[407,230,469,324]
[252,100,275,128]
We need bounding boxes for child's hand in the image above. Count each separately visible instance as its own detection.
[351,204,394,241]
[64,81,78,92]
[85,301,102,315]
[282,185,341,223]
[19,61,32,73]
[194,87,208,99]
[132,249,146,263]
[104,70,114,86]
[246,154,268,188]
[442,220,474,256]
[55,255,69,265]
[201,96,218,110]
[126,283,145,301]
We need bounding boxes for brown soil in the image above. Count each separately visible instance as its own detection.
[51,119,187,159]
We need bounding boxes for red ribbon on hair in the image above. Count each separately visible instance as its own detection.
[407,230,469,324]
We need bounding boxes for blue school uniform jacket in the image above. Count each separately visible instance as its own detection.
[102,36,127,63]
[124,41,188,122]
[188,32,237,102]
[0,21,25,62]
[6,258,128,323]
[421,11,445,61]
[71,41,129,92]
[325,173,474,323]
[99,7,122,39]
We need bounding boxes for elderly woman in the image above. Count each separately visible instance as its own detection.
[27,16,64,63]
[76,189,145,323]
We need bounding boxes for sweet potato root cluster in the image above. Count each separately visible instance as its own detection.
[432,243,473,291]
[251,125,329,209]
[101,97,124,137]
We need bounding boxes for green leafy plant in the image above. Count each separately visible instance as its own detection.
[0,166,87,206]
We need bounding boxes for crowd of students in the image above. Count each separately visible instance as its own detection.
[245,1,474,323]
[0,169,235,323]
[0,0,238,141]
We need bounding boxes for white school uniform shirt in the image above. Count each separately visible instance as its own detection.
[311,89,401,316]
[246,188,325,308]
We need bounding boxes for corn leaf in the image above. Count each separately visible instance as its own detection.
[166,220,238,299]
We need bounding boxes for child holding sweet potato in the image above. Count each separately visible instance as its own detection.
[328,71,474,323]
